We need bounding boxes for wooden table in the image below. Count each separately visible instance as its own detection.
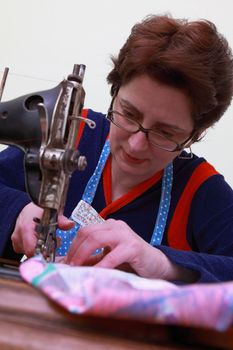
[0,262,232,350]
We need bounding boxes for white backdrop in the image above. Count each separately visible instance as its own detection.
[0,0,233,185]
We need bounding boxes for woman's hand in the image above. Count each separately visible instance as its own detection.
[11,202,43,257]
[64,218,170,279]
[11,202,74,258]
[64,218,198,282]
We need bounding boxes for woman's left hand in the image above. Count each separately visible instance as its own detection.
[64,218,170,279]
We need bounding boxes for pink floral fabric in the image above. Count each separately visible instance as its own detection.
[20,255,233,331]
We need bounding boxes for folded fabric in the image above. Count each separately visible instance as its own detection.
[19,255,233,331]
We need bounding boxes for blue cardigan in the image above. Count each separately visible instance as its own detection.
[1,109,233,283]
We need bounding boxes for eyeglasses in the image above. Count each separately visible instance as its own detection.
[106,109,194,152]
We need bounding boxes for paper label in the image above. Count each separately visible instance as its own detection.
[71,200,105,227]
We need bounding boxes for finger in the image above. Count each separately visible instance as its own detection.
[58,215,75,230]
[11,232,24,253]
[22,231,37,257]
[11,225,26,253]
[64,246,109,266]
[66,222,119,264]
[65,224,108,262]
[82,251,105,266]
[66,237,102,265]
[11,223,37,256]
[95,246,125,269]
[81,246,111,266]
[65,229,89,263]
[66,225,112,265]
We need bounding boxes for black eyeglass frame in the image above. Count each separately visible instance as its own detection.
[106,97,195,152]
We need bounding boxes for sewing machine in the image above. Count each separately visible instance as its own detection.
[0,65,95,261]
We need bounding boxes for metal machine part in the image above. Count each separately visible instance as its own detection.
[0,65,96,261]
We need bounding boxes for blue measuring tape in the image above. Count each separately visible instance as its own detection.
[56,140,173,256]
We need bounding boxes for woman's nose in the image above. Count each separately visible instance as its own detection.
[128,131,149,152]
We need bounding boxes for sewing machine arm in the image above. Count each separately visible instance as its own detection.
[0,65,95,261]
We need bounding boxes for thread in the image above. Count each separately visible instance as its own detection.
[0,70,59,84]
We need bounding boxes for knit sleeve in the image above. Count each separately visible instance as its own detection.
[0,146,31,255]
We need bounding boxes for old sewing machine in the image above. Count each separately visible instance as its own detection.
[0,65,95,262]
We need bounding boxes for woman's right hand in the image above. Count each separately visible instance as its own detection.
[11,202,43,257]
[11,202,75,258]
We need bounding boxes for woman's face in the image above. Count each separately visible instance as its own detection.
[109,74,194,183]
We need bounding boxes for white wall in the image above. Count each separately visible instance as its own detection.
[0,0,233,185]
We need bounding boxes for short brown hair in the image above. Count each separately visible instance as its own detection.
[107,15,233,141]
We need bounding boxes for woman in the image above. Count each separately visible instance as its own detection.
[1,14,233,283]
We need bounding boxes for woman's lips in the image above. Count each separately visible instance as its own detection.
[121,149,145,164]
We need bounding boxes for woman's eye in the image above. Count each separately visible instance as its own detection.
[123,110,135,119]
[160,130,174,138]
